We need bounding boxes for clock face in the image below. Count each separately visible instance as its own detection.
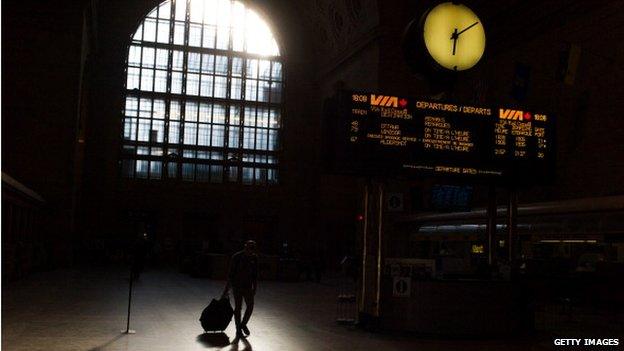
[423,2,486,71]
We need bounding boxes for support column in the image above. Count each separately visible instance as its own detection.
[486,185,497,267]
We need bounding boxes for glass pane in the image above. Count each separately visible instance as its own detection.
[167,162,177,178]
[246,59,258,78]
[155,49,169,69]
[128,46,141,66]
[214,76,227,98]
[198,124,210,146]
[174,22,185,45]
[268,168,278,184]
[200,75,214,97]
[210,165,223,183]
[203,25,216,48]
[123,118,137,140]
[136,160,149,178]
[157,20,170,43]
[133,24,143,41]
[216,27,229,50]
[189,24,202,47]
[185,101,198,121]
[196,164,210,182]
[153,99,166,119]
[228,166,238,182]
[243,127,254,149]
[140,69,154,91]
[122,159,135,178]
[150,161,162,179]
[242,167,253,184]
[138,119,151,141]
[188,52,201,72]
[213,104,226,124]
[175,0,186,21]
[271,62,282,81]
[270,108,280,127]
[171,72,183,94]
[245,79,257,101]
[258,81,271,102]
[270,82,282,103]
[139,98,152,118]
[158,1,171,19]
[199,103,211,122]
[256,128,268,150]
[125,97,138,116]
[152,120,165,142]
[186,73,199,95]
[201,54,215,73]
[268,129,279,150]
[169,121,180,143]
[184,123,197,145]
[189,0,204,23]
[127,68,140,89]
[144,18,157,42]
[231,78,242,99]
[229,126,240,147]
[259,60,271,79]
[182,163,195,181]
[257,107,268,127]
[154,70,168,92]
[170,100,181,120]
[229,106,240,125]
[215,56,228,75]
[211,125,225,147]
[172,50,185,70]
[244,107,256,126]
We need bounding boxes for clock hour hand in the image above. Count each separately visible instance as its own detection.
[451,28,458,55]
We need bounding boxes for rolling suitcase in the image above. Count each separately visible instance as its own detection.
[199,297,234,332]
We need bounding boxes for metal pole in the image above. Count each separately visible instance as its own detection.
[360,183,369,312]
[375,183,383,317]
[486,185,497,267]
[122,269,136,334]
[507,188,518,264]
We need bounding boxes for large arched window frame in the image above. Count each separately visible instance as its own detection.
[121,0,283,185]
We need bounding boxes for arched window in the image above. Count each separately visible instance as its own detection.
[122,0,282,185]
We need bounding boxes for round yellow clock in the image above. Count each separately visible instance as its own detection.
[423,2,486,71]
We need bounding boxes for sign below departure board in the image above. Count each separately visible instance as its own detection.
[326,90,555,183]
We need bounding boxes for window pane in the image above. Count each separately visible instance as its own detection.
[213,104,226,124]
[189,24,202,47]
[155,49,169,69]
[245,79,257,101]
[138,119,151,141]
[246,59,258,78]
[200,75,214,96]
[268,129,279,150]
[186,73,200,95]
[144,18,157,42]
[244,107,256,126]
[122,159,135,178]
[174,22,185,45]
[229,126,240,147]
[172,50,184,70]
[125,97,138,116]
[157,20,170,43]
[128,46,141,66]
[231,78,242,100]
[257,107,269,127]
[169,121,180,143]
[150,161,162,179]
[133,24,143,41]
[242,167,253,184]
[216,27,229,50]
[211,125,224,147]
[259,60,271,79]
[215,56,228,75]
[171,72,183,94]
[199,103,211,122]
[196,164,210,182]
[140,69,154,91]
[198,124,210,146]
[152,120,165,142]
[158,2,171,19]
[154,70,168,92]
[139,98,152,118]
[270,109,281,127]
[201,54,215,73]
[185,102,198,122]
[210,165,223,183]
[127,68,140,89]
[228,166,238,182]
[258,80,271,102]
[203,25,216,48]
[272,62,283,81]
[232,57,243,77]
[214,76,227,98]
[243,127,255,149]
[136,160,149,178]
[188,53,201,72]
[184,123,197,145]
[230,106,240,125]
[153,99,166,119]
[182,163,195,181]
[170,100,181,120]
[124,118,137,140]
[175,0,186,21]
[167,162,177,178]
[270,82,282,103]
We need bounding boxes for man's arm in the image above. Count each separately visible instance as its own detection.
[222,254,237,298]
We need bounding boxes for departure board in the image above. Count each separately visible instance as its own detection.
[327,90,555,183]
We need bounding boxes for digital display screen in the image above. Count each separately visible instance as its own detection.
[327,90,555,183]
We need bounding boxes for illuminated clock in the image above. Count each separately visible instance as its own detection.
[422,2,486,71]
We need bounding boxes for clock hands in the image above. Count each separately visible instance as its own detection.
[450,21,479,55]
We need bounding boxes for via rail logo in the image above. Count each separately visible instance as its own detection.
[499,108,532,121]
[370,94,408,108]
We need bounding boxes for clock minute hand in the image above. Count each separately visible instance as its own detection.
[456,21,479,36]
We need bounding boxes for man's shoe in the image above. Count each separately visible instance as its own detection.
[236,330,244,339]
[241,325,250,336]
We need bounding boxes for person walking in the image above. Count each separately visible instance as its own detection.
[222,240,258,338]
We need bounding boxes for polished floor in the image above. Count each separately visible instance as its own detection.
[3,267,552,351]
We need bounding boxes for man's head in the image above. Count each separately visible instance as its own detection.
[244,240,257,255]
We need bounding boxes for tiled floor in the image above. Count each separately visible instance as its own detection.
[3,267,549,351]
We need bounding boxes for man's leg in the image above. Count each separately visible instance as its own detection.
[241,289,254,334]
[233,289,243,336]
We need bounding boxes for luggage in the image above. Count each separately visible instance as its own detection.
[199,297,234,332]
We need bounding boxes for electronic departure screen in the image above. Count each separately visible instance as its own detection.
[326,90,555,184]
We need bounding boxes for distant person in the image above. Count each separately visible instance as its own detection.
[222,240,258,338]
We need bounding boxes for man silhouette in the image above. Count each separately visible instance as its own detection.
[222,240,258,338]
